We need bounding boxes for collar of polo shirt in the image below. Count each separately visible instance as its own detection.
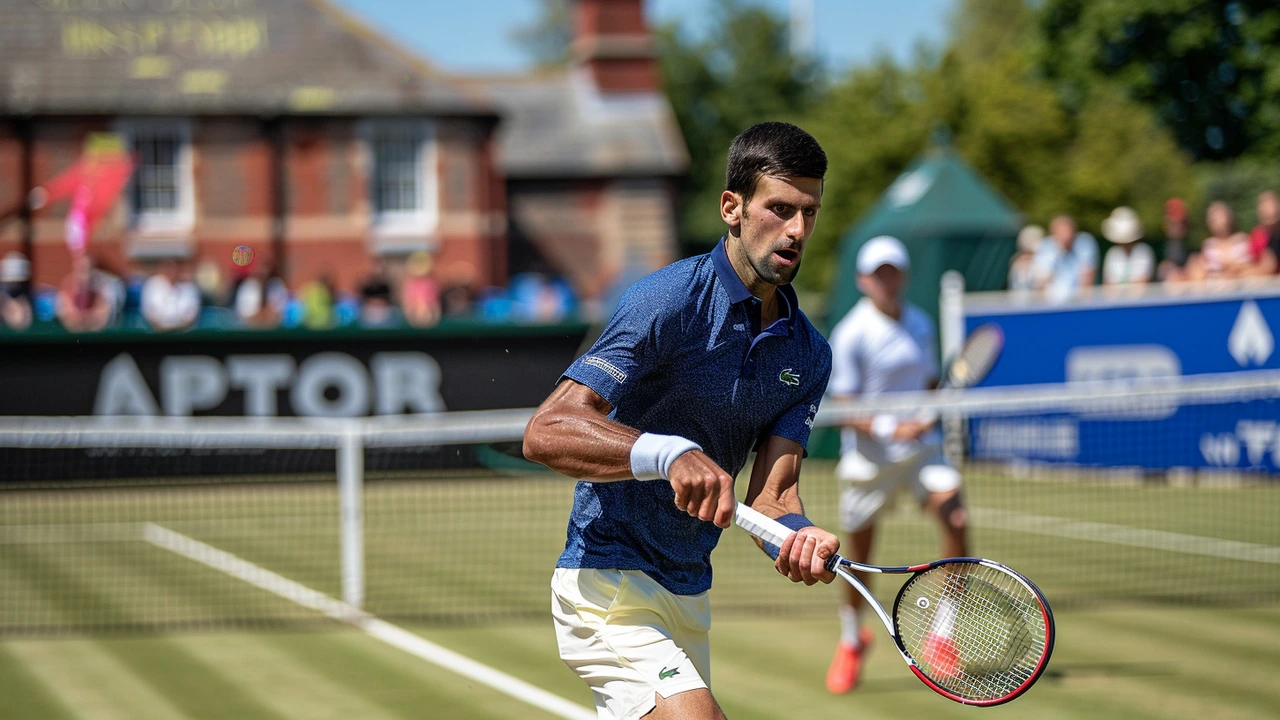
[711,238,799,325]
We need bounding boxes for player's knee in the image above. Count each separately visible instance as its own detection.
[936,492,967,531]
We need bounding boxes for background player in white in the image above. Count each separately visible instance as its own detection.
[823,236,969,694]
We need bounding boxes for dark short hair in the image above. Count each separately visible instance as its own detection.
[725,122,827,202]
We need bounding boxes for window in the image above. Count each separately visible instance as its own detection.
[118,119,194,239]
[363,120,437,249]
[133,133,181,214]
[373,130,421,214]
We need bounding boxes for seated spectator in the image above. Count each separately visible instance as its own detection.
[440,282,473,318]
[359,257,396,327]
[0,249,33,330]
[141,258,200,331]
[1157,197,1190,281]
[1008,224,1044,292]
[1249,190,1280,272]
[233,263,288,329]
[195,259,227,307]
[57,253,113,332]
[401,251,441,328]
[1184,201,1276,281]
[0,251,32,331]
[509,271,574,322]
[298,274,335,329]
[1031,214,1098,302]
[1101,207,1155,286]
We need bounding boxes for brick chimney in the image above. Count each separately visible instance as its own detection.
[572,0,659,94]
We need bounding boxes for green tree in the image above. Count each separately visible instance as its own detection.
[1038,0,1280,160]
[803,0,1197,294]
[1061,86,1199,234]
[657,0,823,252]
[510,0,572,68]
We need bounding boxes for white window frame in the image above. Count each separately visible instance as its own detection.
[360,118,438,251]
[116,118,195,237]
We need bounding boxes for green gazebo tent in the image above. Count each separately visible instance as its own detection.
[826,147,1022,332]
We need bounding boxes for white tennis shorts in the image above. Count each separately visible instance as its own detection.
[551,568,710,720]
[836,442,963,533]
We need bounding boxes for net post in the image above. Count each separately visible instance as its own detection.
[338,429,365,610]
[938,271,967,464]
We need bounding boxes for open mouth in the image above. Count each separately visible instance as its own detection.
[773,248,800,266]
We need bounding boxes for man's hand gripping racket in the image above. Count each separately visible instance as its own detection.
[735,503,1054,706]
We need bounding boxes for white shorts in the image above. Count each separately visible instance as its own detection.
[551,568,710,720]
[836,443,963,533]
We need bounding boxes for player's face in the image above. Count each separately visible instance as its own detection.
[859,264,906,309]
[727,175,823,287]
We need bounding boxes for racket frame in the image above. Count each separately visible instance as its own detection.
[734,503,1055,706]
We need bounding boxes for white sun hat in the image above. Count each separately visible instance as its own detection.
[856,236,910,274]
[1102,207,1144,245]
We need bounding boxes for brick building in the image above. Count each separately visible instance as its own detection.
[0,0,686,303]
[459,0,689,300]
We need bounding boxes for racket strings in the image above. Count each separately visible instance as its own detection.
[895,562,1048,702]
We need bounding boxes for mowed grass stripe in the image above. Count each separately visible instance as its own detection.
[92,635,291,720]
[5,534,303,630]
[173,633,413,720]
[270,628,579,720]
[408,623,594,708]
[1083,610,1280,705]
[6,639,194,720]
[0,643,79,720]
[1059,610,1280,720]
[705,617,1114,720]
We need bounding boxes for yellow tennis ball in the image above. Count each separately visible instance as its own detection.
[232,245,254,267]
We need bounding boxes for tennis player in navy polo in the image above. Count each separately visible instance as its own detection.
[525,122,839,720]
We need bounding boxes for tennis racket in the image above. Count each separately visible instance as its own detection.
[940,322,1004,390]
[910,322,1005,429]
[735,503,1054,706]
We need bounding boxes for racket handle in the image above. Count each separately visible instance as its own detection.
[733,503,793,547]
[734,503,841,572]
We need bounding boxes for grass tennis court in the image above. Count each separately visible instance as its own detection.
[2,461,1278,718]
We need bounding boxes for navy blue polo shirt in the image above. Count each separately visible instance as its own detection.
[556,239,833,595]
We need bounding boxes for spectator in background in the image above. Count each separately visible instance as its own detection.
[0,251,32,331]
[141,258,200,331]
[401,251,441,328]
[233,262,287,329]
[57,253,113,332]
[359,257,395,326]
[1031,214,1098,302]
[298,273,335,329]
[1157,197,1190,281]
[440,282,473,318]
[1184,201,1275,281]
[1101,206,1155,286]
[195,259,226,308]
[1249,190,1280,272]
[1007,224,1044,292]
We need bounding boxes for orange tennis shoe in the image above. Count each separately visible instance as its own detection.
[921,633,962,679]
[826,627,875,694]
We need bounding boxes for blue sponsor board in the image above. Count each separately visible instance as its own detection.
[959,287,1280,472]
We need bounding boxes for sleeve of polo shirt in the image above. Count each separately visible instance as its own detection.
[827,319,861,396]
[559,282,674,408]
[766,344,832,450]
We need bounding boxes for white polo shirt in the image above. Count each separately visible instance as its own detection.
[828,297,939,462]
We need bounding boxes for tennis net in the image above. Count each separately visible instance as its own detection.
[0,372,1277,635]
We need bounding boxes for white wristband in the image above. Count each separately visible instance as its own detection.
[870,415,899,443]
[630,433,702,481]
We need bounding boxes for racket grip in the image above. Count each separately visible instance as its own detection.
[734,503,842,572]
[733,503,793,547]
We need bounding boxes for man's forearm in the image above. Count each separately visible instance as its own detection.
[524,407,643,481]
